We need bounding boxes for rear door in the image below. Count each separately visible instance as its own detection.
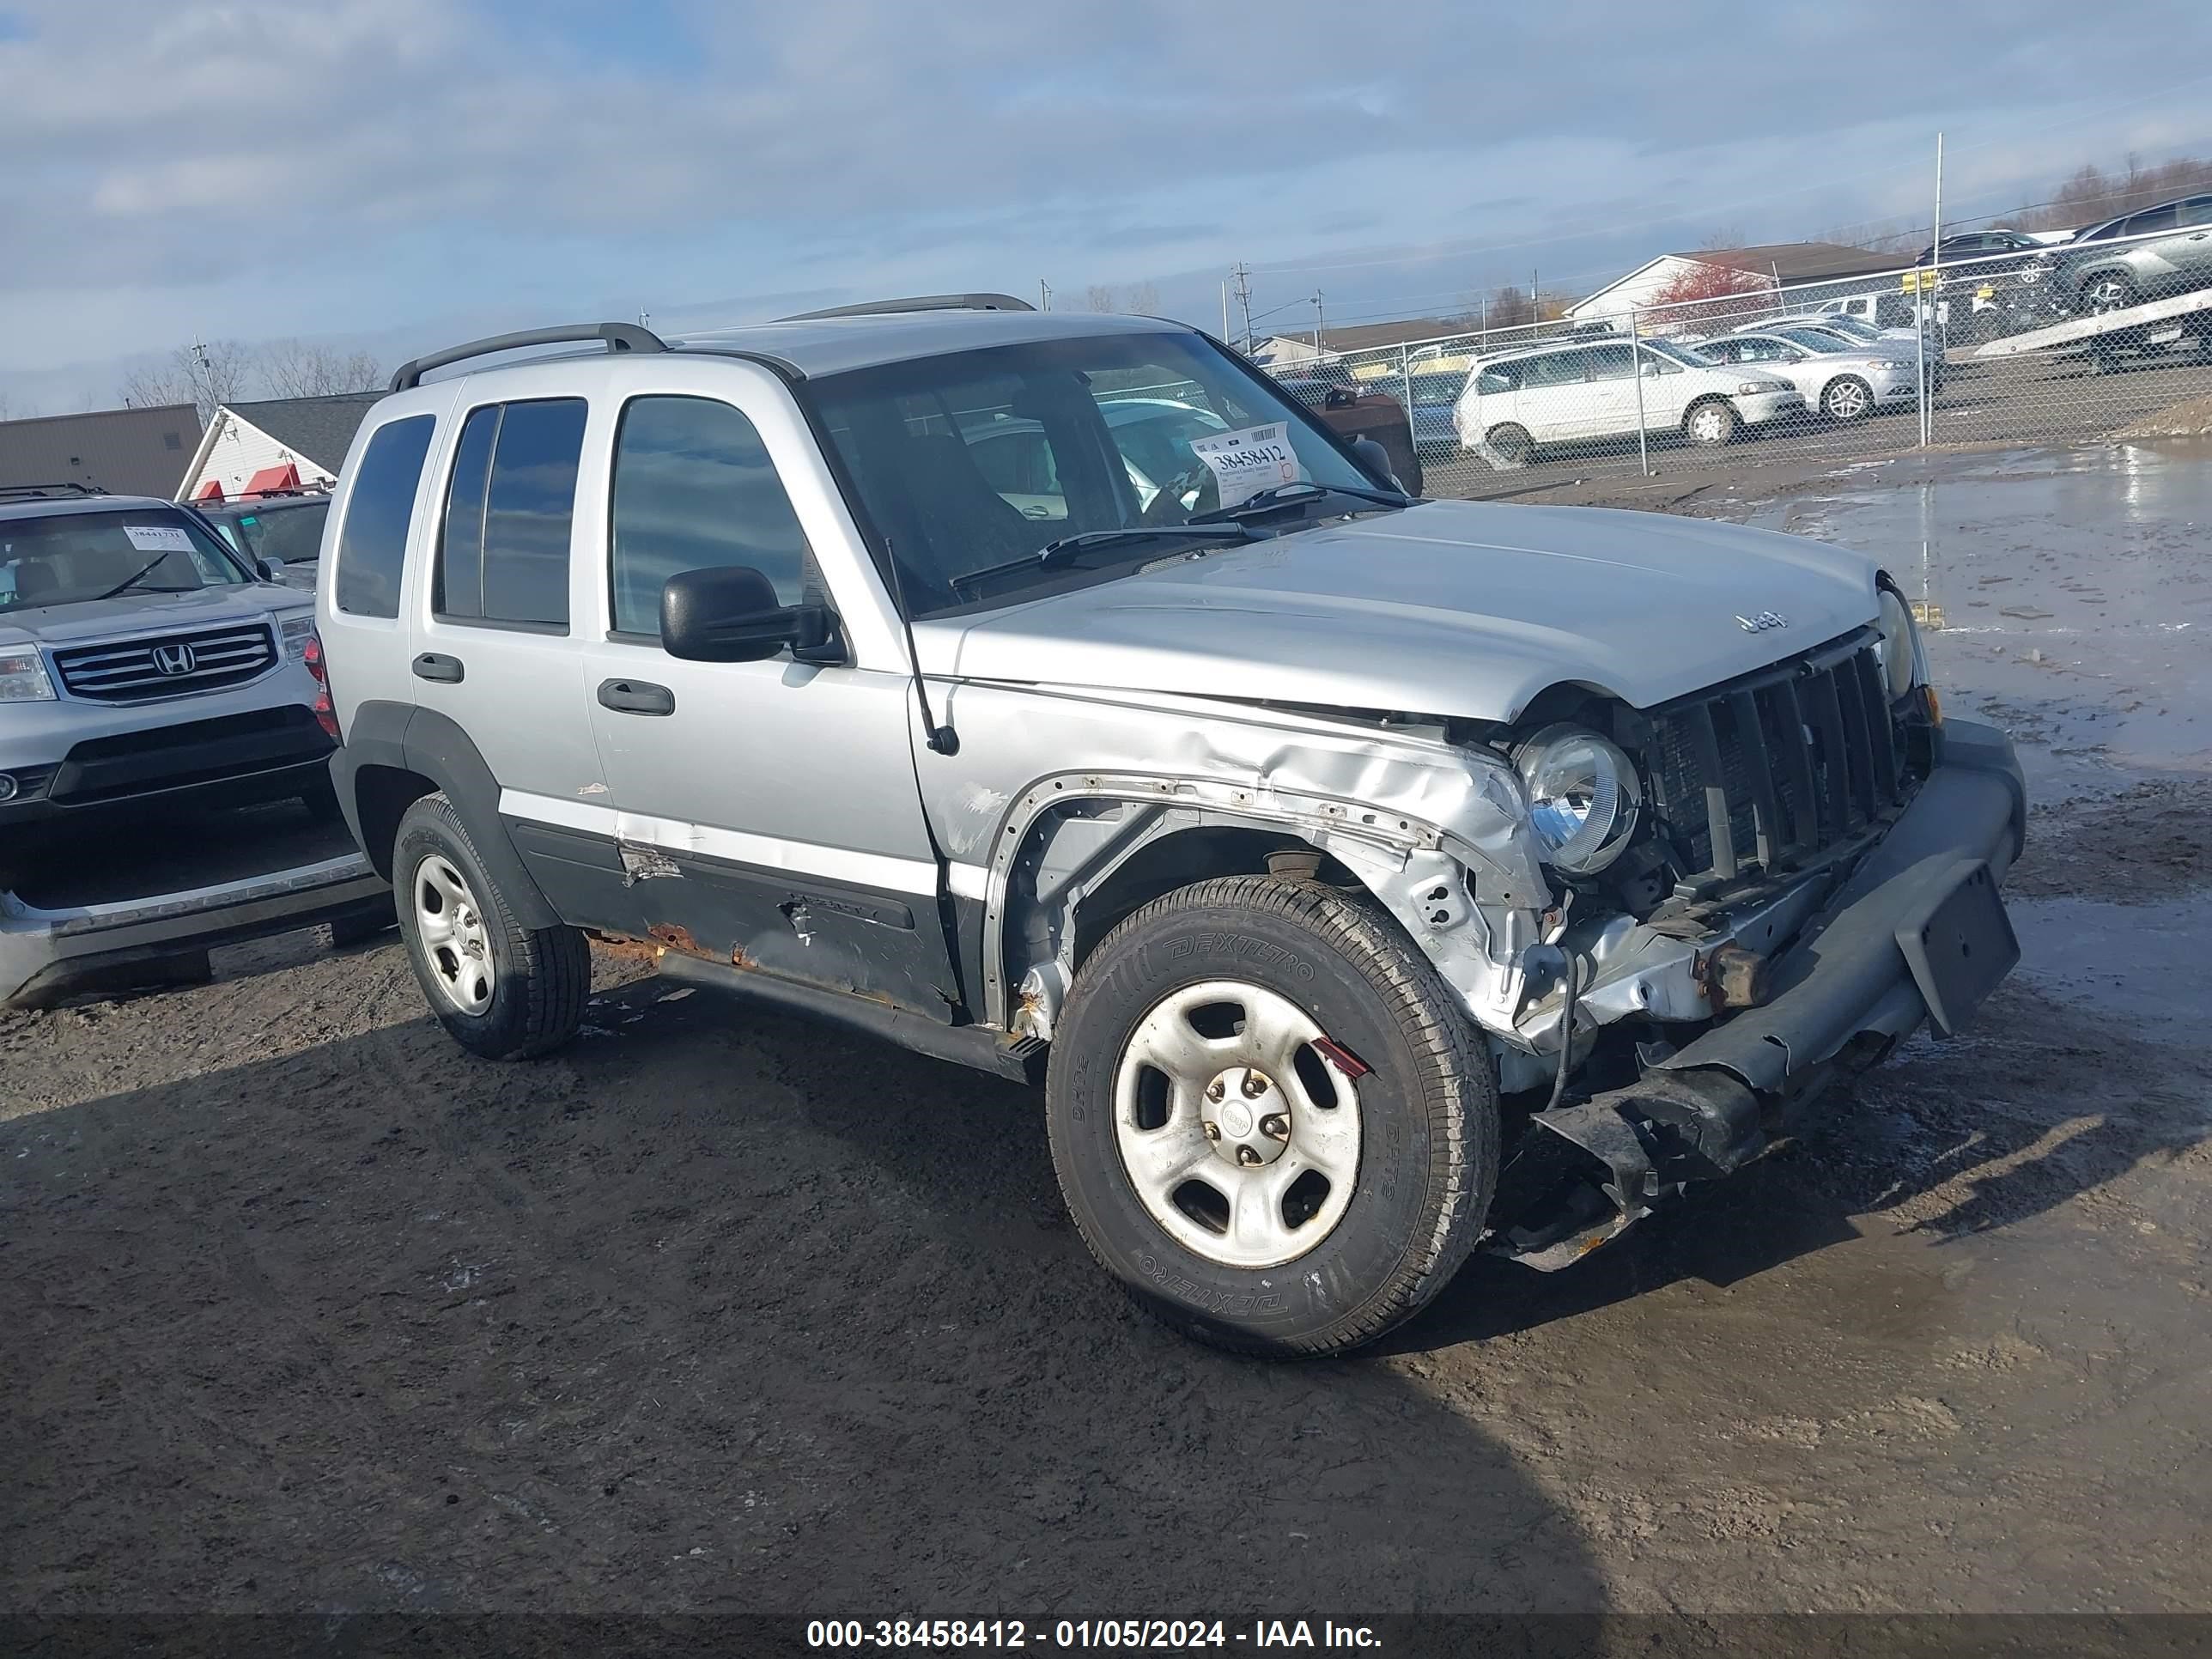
[573,358,962,1018]
[1576,343,1643,437]
[2172,196,2212,282]
[1512,348,1590,441]
[406,375,629,929]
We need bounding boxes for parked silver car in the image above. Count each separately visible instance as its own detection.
[2030,192,2212,313]
[1694,330,1919,421]
[319,303,2025,1356]
[0,483,383,1005]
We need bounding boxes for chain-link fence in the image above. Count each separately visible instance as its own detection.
[1250,230,2212,497]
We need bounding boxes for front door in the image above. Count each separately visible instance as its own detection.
[574,377,963,1020]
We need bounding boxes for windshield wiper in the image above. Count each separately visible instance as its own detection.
[1188,480,1414,524]
[951,524,1256,593]
[92,553,177,601]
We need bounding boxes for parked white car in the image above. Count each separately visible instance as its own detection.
[1693,330,1919,421]
[1453,337,1802,466]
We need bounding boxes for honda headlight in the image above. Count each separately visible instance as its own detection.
[1867,359,1911,371]
[1514,725,1642,875]
[0,647,56,702]
[1875,581,1921,701]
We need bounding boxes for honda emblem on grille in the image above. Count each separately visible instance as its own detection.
[1735,611,1790,634]
[151,641,198,676]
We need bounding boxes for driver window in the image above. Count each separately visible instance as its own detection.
[608,395,815,636]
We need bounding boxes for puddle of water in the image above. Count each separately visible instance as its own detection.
[1738,443,2212,800]
[2008,890,2212,1036]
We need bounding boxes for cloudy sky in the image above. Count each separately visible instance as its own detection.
[3,0,2209,412]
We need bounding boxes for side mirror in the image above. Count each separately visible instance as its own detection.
[659,565,838,664]
[1348,435,1405,493]
[256,557,284,581]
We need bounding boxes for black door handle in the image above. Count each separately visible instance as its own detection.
[412,652,465,684]
[597,678,675,716]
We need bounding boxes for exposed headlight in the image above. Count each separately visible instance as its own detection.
[1515,725,1642,875]
[1737,381,1789,396]
[280,614,316,663]
[0,648,56,702]
[1875,582,1921,702]
[1866,359,1911,370]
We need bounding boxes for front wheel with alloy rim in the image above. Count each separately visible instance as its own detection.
[1045,874,1498,1357]
[392,792,589,1060]
[1822,376,1875,421]
[1684,398,1741,447]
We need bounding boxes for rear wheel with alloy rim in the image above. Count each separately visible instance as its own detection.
[1045,873,1497,1357]
[393,792,588,1060]
[1485,423,1534,468]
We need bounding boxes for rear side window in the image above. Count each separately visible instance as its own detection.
[1519,350,1589,389]
[436,398,586,629]
[608,396,812,634]
[333,415,434,618]
[1583,344,1635,380]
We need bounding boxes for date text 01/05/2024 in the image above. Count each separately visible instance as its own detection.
[805,1619,1382,1649]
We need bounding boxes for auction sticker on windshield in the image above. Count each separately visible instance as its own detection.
[124,525,195,553]
[1189,422,1301,508]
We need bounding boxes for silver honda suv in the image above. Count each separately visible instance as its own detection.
[0,485,339,863]
[318,301,2027,1357]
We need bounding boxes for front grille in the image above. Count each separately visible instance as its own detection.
[52,622,278,702]
[1643,629,1911,890]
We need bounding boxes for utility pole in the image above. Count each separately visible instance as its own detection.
[1311,289,1325,351]
[1221,280,1230,340]
[638,307,651,329]
[1231,263,1254,351]
[1039,279,1052,312]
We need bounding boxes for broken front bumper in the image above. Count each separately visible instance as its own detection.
[1495,717,2027,1266]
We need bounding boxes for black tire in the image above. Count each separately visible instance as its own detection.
[1045,874,1498,1358]
[1485,423,1533,469]
[1683,397,1741,447]
[392,792,588,1060]
[1821,375,1875,422]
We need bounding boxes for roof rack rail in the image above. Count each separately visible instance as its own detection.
[0,482,105,501]
[387,322,667,393]
[776,293,1037,321]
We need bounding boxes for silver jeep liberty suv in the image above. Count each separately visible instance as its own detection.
[317,298,2025,1357]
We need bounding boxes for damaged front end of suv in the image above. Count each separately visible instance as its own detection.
[957,555,2024,1275]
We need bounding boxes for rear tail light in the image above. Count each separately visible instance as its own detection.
[303,629,340,741]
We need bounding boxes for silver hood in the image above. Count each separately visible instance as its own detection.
[926,499,1881,720]
[0,585,308,651]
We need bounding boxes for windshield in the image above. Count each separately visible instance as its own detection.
[810,331,1389,616]
[0,507,250,613]
[221,499,330,565]
[1638,338,1710,368]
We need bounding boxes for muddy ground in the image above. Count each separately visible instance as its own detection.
[3,444,2209,1625]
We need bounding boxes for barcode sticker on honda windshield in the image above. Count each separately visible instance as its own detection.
[123,525,194,553]
[1189,422,1300,508]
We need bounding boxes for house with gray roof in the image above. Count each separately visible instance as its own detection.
[177,392,385,501]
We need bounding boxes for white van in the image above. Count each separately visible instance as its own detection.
[1453,338,1802,467]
